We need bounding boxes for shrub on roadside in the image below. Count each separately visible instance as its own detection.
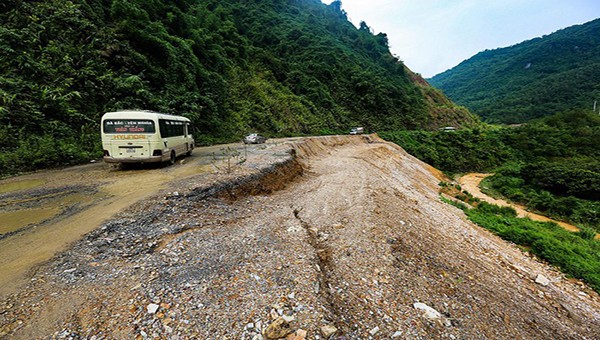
[465,203,600,293]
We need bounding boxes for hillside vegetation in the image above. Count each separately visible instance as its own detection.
[429,18,600,123]
[381,110,600,232]
[0,0,474,176]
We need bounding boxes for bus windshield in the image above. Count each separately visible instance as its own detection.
[103,119,156,134]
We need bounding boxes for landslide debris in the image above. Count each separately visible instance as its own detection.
[0,135,599,339]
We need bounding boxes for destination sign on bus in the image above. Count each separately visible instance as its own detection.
[103,119,156,134]
[112,135,147,140]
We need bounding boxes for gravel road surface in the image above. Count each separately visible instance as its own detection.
[1,135,599,339]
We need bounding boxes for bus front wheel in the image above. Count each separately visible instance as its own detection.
[169,151,176,165]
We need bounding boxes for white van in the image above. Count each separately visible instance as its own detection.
[349,127,364,135]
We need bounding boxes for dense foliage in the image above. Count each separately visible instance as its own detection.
[0,0,474,176]
[483,163,600,232]
[380,128,512,173]
[381,110,600,232]
[457,202,600,293]
[429,18,600,124]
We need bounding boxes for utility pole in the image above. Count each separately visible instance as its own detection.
[594,100,597,113]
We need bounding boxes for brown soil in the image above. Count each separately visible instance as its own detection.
[0,136,598,339]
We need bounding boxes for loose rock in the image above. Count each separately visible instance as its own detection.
[264,317,292,339]
[535,274,550,286]
[146,304,159,314]
[320,324,337,339]
[413,302,442,320]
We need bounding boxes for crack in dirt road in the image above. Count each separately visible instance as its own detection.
[292,207,342,330]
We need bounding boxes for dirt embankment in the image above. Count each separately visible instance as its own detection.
[1,135,599,339]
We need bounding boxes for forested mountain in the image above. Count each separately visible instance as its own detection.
[0,0,475,175]
[429,18,600,124]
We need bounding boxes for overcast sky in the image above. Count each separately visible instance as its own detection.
[323,0,600,78]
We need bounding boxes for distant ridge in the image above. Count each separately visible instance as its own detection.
[429,18,600,123]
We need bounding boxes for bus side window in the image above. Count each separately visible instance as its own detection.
[159,119,167,138]
[159,119,185,138]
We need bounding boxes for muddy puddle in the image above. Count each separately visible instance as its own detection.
[0,208,60,234]
[0,179,45,194]
[0,146,234,298]
[0,186,102,234]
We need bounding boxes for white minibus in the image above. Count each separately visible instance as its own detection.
[101,110,194,165]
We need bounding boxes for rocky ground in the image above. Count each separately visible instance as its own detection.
[0,135,599,339]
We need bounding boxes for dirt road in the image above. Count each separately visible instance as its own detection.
[459,173,592,237]
[0,141,265,297]
[1,136,599,339]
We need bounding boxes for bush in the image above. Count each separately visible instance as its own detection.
[577,226,597,241]
[379,129,512,173]
[466,203,600,293]
[476,202,517,218]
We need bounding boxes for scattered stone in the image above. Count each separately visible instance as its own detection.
[413,303,442,320]
[369,326,380,335]
[320,324,337,339]
[264,317,292,339]
[147,303,159,314]
[287,225,303,233]
[414,303,452,327]
[535,274,550,286]
[391,331,403,338]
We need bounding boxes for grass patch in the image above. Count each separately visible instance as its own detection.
[465,202,600,293]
